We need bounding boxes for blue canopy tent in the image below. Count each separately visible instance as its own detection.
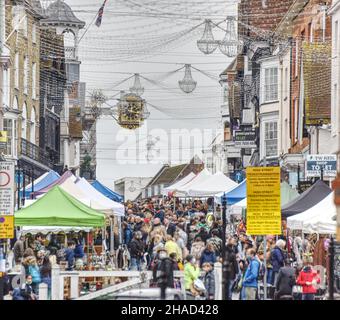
[21,170,60,199]
[91,180,124,203]
[222,179,247,205]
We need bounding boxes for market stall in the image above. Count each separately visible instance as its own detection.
[32,170,76,197]
[21,170,60,199]
[281,180,332,218]
[215,179,247,205]
[287,192,337,234]
[187,171,237,197]
[162,172,196,195]
[173,168,211,197]
[91,180,124,203]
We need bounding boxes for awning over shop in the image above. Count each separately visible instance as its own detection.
[174,169,212,197]
[21,170,60,198]
[91,180,124,203]
[75,178,125,216]
[33,170,75,196]
[188,171,238,197]
[287,192,336,234]
[162,172,196,195]
[15,186,105,227]
[281,180,332,218]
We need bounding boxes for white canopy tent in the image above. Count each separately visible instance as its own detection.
[230,197,247,216]
[174,168,212,197]
[162,172,196,195]
[287,192,337,234]
[60,178,115,215]
[75,178,125,216]
[22,171,49,191]
[187,171,238,197]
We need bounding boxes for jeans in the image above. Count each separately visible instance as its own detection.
[267,269,273,285]
[227,279,235,300]
[302,293,315,300]
[130,257,141,271]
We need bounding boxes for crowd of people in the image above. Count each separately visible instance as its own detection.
[121,197,327,300]
[1,196,330,300]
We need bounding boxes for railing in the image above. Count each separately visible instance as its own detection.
[20,138,53,168]
[48,263,223,300]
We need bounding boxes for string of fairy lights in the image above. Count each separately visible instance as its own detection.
[3,0,334,128]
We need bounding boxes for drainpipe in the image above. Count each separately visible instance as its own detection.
[0,0,5,131]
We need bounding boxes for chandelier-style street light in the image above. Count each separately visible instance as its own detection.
[178,64,197,93]
[219,17,239,57]
[130,73,144,96]
[197,19,219,54]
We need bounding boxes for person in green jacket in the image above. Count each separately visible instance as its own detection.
[184,255,201,292]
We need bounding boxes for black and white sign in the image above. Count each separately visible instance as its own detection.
[0,161,15,215]
[234,131,257,149]
[306,154,337,178]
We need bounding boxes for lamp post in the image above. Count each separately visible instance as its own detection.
[221,197,230,300]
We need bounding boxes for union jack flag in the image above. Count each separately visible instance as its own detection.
[95,0,108,27]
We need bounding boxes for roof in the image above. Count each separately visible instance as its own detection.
[219,55,244,77]
[152,164,187,186]
[41,0,85,28]
[15,186,105,227]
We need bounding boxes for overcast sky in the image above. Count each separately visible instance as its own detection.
[62,0,237,189]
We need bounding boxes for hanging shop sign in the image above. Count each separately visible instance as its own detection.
[246,167,281,235]
[303,42,331,125]
[0,216,14,239]
[0,161,15,215]
[306,154,337,178]
[298,180,313,194]
[234,131,257,148]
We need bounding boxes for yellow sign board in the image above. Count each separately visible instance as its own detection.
[0,215,14,239]
[246,167,281,235]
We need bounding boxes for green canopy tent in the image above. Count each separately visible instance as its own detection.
[15,186,105,227]
[281,181,299,207]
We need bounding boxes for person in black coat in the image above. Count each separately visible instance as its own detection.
[225,238,239,300]
[274,263,296,300]
[128,231,145,271]
[153,249,175,295]
[164,218,176,237]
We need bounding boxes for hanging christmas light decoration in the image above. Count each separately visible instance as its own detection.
[117,93,147,130]
[178,64,197,93]
[130,73,144,96]
[197,19,218,54]
[219,17,239,57]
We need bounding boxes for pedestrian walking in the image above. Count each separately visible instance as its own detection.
[202,262,215,300]
[242,248,260,300]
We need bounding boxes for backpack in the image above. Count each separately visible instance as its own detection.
[28,265,41,284]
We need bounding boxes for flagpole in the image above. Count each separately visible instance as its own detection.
[78,0,108,44]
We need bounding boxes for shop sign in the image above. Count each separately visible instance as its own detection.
[306,154,337,178]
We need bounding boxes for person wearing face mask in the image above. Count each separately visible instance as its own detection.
[184,255,201,294]
[12,275,38,300]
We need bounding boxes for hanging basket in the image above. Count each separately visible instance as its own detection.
[130,73,144,96]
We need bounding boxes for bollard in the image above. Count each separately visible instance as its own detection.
[214,262,222,300]
[39,283,48,300]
